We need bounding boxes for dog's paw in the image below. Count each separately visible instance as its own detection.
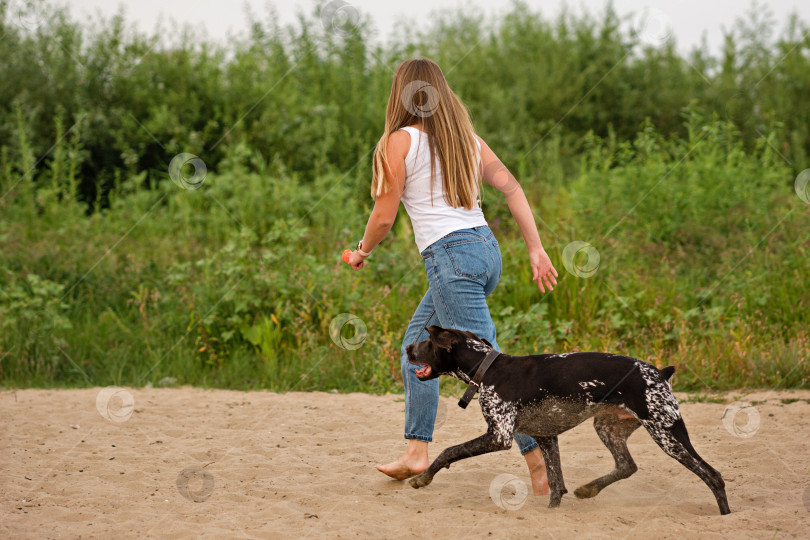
[409,473,433,489]
[574,484,600,499]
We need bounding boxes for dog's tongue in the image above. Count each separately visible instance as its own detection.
[414,365,432,378]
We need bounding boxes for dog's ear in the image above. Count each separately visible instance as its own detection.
[426,325,443,339]
[659,366,675,382]
[427,326,460,351]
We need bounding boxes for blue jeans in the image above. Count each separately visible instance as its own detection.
[400,225,539,455]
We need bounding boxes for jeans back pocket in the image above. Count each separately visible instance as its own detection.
[443,238,488,280]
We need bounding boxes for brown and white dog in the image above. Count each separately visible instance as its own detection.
[406,326,730,515]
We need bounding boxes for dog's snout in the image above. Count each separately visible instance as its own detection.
[406,344,414,355]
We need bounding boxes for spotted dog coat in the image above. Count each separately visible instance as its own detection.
[406,326,731,515]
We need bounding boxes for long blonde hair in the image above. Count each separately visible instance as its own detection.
[371,58,481,209]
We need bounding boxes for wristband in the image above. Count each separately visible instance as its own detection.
[357,240,371,258]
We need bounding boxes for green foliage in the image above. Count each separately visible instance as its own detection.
[1,1,809,199]
[0,1,808,391]
[0,272,73,380]
[2,116,808,391]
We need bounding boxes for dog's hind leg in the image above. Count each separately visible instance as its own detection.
[642,417,731,515]
[535,436,568,508]
[575,414,641,499]
[409,432,510,489]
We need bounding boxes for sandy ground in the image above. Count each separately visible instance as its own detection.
[1,388,809,539]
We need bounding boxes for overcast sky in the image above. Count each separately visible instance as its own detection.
[60,0,808,55]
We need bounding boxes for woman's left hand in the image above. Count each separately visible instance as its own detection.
[346,250,367,270]
[530,248,558,293]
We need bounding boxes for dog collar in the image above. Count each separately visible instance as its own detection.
[458,349,501,409]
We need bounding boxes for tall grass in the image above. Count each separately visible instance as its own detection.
[1,114,807,391]
[0,1,808,391]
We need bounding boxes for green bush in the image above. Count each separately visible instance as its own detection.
[1,1,808,391]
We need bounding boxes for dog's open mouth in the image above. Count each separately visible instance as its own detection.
[414,365,432,378]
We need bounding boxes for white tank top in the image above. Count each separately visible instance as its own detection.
[398,126,488,253]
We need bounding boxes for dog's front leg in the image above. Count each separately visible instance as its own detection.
[410,432,510,489]
[536,436,568,508]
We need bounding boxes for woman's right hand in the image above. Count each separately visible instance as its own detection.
[530,248,558,293]
[346,250,367,270]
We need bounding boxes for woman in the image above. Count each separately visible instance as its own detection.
[344,58,559,495]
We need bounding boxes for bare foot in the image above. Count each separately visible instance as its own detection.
[523,448,550,495]
[376,456,428,480]
[376,439,429,480]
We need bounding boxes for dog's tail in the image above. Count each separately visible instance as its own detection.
[659,366,676,381]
